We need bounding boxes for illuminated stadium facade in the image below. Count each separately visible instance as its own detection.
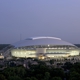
[10,37,79,59]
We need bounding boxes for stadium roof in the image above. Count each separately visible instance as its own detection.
[12,36,75,47]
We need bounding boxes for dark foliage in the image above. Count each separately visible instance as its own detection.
[1,61,80,80]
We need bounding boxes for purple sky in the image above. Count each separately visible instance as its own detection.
[0,0,80,44]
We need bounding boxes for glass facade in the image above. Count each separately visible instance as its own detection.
[11,45,79,58]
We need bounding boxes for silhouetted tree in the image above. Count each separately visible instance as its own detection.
[0,74,6,80]
[50,59,54,65]
[69,71,80,80]
[43,72,50,80]
[51,77,62,80]
[8,76,22,80]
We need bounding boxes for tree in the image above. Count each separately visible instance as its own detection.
[36,74,43,80]
[15,67,26,77]
[8,76,22,80]
[51,77,62,80]
[50,68,65,78]
[31,77,38,80]
[43,72,50,80]
[24,77,31,80]
[69,71,80,80]
[50,59,54,65]
[64,62,73,70]
[0,74,6,80]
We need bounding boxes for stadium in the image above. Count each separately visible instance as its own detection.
[9,36,79,59]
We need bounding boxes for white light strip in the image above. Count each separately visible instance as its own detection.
[31,37,61,40]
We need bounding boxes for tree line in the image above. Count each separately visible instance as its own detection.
[0,60,80,80]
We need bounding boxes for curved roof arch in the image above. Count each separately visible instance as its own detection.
[26,37,61,40]
[12,36,76,47]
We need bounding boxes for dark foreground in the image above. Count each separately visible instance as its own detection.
[0,59,80,80]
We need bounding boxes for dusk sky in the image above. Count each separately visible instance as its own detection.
[0,0,80,44]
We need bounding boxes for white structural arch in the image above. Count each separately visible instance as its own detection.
[26,37,61,40]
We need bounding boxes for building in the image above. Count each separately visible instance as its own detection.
[10,37,79,59]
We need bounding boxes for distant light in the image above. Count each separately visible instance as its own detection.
[48,45,49,47]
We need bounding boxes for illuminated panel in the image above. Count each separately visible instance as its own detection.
[47,54,69,57]
[36,48,46,53]
[70,50,79,56]
[46,49,70,54]
[11,49,36,58]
